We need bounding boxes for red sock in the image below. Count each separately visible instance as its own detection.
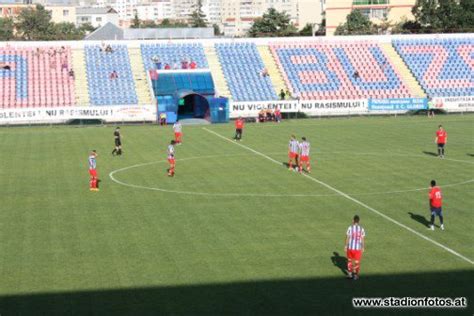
[288,161,292,169]
[307,163,311,171]
[347,260,353,273]
[354,261,360,274]
[89,178,94,189]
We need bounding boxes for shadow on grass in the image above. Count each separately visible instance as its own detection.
[467,154,474,157]
[331,251,348,276]
[408,212,434,228]
[422,151,438,157]
[0,270,472,315]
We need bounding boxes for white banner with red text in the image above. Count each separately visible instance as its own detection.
[229,99,369,118]
[432,96,474,112]
[0,105,157,125]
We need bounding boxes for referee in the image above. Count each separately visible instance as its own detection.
[112,127,122,156]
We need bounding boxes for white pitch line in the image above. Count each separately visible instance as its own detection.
[203,127,474,266]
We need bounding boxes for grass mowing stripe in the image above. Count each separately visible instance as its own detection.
[203,127,474,266]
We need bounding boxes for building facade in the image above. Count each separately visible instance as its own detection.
[326,0,416,36]
[76,7,119,28]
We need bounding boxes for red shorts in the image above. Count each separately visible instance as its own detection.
[89,169,97,178]
[347,249,362,261]
[300,155,310,162]
[288,152,299,159]
[168,158,175,164]
[175,132,182,138]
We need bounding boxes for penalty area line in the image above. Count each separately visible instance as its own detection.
[203,127,474,266]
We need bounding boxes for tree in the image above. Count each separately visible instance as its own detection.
[0,17,15,41]
[299,23,314,36]
[412,0,439,29]
[212,23,221,36]
[15,4,54,40]
[131,11,141,28]
[51,22,85,40]
[78,22,96,34]
[189,0,207,27]
[334,10,377,35]
[458,0,474,29]
[248,8,298,37]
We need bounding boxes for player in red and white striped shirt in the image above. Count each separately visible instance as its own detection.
[288,135,299,171]
[173,121,183,145]
[345,215,365,280]
[167,140,176,177]
[298,137,311,173]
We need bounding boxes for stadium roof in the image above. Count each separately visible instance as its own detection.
[76,7,117,15]
[85,22,123,41]
[85,24,215,41]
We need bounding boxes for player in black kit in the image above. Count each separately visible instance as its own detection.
[112,127,122,156]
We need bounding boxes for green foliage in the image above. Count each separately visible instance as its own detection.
[248,8,298,37]
[51,22,84,40]
[15,4,54,40]
[78,22,96,34]
[298,23,314,36]
[0,17,15,41]
[410,0,473,33]
[212,23,221,36]
[189,0,207,27]
[131,12,141,29]
[334,10,377,35]
[14,4,87,40]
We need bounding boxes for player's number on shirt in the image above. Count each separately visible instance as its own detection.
[435,192,442,199]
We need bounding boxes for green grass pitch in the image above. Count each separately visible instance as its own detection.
[0,115,473,315]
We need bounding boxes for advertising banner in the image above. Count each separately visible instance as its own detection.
[368,98,427,111]
[0,105,157,125]
[230,100,299,118]
[230,99,368,118]
[432,96,474,112]
[299,99,368,116]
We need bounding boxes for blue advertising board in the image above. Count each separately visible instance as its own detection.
[368,98,428,111]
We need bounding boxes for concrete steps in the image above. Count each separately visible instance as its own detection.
[381,43,426,98]
[128,47,153,105]
[71,49,89,106]
[257,45,287,96]
[204,46,231,98]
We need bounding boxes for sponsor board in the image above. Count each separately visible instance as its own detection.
[230,100,299,118]
[368,98,427,111]
[0,105,157,125]
[230,99,368,118]
[432,96,474,112]
[299,99,368,116]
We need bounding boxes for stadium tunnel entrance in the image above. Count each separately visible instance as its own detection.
[176,90,210,120]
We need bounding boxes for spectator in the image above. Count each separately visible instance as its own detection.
[172,61,179,70]
[353,71,360,79]
[181,59,189,69]
[68,69,75,79]
[110,70,118,80]
[0,63,11,70]
[279,89,286,100]
[285,89,292,100]
[61,57,68,71]
[100,42,106,52]
[105,45,113,53]
[274,108,282,123]
[152,56,162,69]
[159,112,167,125]
[164,63,171,70]
[189,60,197,69]
[260,68,269,77]
[258,110,265,123]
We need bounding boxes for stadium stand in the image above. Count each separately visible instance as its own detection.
[270,42,412,100]
[140,43,209,71]
[84,45,138,106]
[0,46,74,108]
[215,43,278,101]
[393,38,474,98]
